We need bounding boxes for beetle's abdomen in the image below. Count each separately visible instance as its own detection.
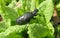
[16,13,33,25]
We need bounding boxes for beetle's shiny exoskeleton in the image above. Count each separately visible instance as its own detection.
[16,9,38,25]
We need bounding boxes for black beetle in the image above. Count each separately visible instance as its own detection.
[16,9,38,25]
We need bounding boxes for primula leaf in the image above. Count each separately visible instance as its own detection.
[0,19,11,32]
[28,23,53,38]
[37,0,54,23]
[1,6,18,21]
[0,25,26,38]
[43,0,54,23]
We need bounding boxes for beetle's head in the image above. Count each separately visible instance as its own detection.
[33,9,39,15]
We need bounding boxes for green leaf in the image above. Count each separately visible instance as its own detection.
[1,6,18,21]
[28,23,52,38]
[30,0,45,11]
[30,0,36,11]
[37,0,54,23]
[0,19,11,32]
[57,25,60,38]
[43,0,54,23]
[0,0,5,6]
[47,22,54,35]
[8,0,17,8]
[56,3,60,9]
[0,25,26,38]
[25,0,31,11]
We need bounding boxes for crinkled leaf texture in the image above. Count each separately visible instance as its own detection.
[0,19,11,32]
[38,0,54,23]
[0,25,26,38]
[43,0,54,23]
[28,23,54,38]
